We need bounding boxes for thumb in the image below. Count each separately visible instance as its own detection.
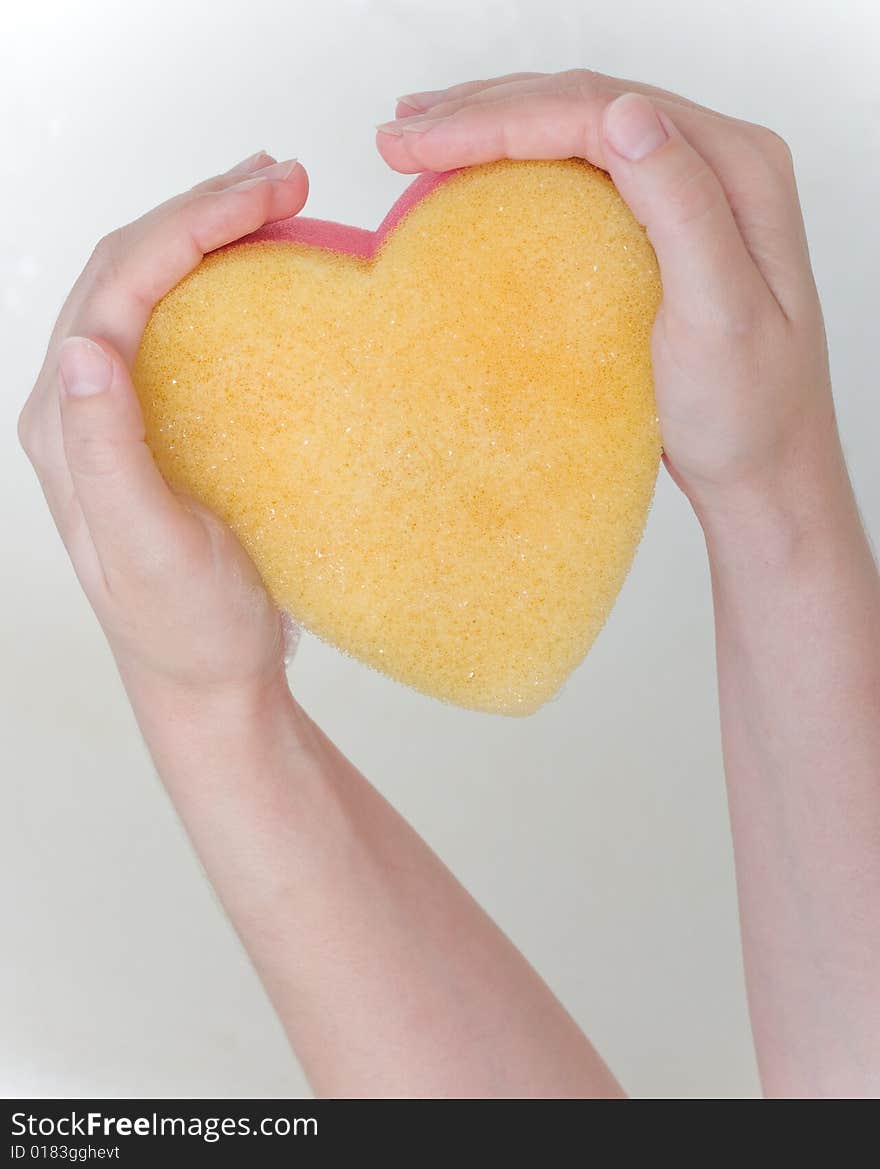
[601,92,769,328]
[58,334,190,585]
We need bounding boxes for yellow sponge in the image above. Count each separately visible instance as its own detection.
[132,158,661,715]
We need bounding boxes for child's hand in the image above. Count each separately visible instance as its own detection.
[374,72,880,1099]
[377,71,838,520]
[18,152,308,698]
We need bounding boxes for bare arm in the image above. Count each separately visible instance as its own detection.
[18,149,619,1098]
[379,68,880,1096]
[123,664,619,1098]
[698,439,880,1098]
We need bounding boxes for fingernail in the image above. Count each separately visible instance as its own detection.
[230,159,298,190]
[227,149,272,174]
[254,157,299,180]
[376,116,439,136]
[58,336,112,398]
[604,93,668,161]
[396,92,437,112]
[230,175,269,191]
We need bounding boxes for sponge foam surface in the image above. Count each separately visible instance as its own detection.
[132,158,661,715]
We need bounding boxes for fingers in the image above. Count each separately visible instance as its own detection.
[68,156,308,366]
[19,151,310,547]
[600,93,772,328]
[378,77,770,327]
[393,68,731,122]
[376,83,612,173]
[43,151,284,351]
[377,71,765,185]
[56,335,192,591]
[376,71,810,318]
[190,149,277,193]
[395,73,545,115]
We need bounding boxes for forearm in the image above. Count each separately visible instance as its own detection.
[118,663,620,1098]
[697,433,880,1097]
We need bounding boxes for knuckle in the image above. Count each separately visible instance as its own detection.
[17,396,51,471]
[89,230,116,266]
[716,296,764,341]
[748,123,795,176]
[64,433,124,480]
[17,399,38,458]
[87,228,128,287]
[558,67,601,98]
[667,289,764,347]
[184,191,244,253]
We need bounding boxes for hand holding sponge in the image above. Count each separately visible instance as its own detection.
[132,158,661,715]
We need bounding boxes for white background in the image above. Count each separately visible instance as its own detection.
[2,0,877,1099]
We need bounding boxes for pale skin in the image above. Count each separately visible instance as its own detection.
[18,68,880,1098]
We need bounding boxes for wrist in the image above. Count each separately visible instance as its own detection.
[691,433,864,576]
[115,655,314,769]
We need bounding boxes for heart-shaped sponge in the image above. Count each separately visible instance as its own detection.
[132,158,661,715]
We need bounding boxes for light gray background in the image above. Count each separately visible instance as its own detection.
[2,0,877,1099]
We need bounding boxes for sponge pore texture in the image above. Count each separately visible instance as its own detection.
[132,158,662,715]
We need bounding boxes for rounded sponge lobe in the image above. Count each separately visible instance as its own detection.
[132,158,662,716]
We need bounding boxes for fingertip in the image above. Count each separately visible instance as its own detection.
[219,160,310,232]
[56,333,187,561]
[394,98,424,118]
[374,131,428,175]
[268,160,310,220]
[226,148,275,175]
[57,335,114,403]
[57,335,151,473]
[277,157,309,194]
[602,92,669,164]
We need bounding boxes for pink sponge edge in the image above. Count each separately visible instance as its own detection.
[214,168,463,259]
